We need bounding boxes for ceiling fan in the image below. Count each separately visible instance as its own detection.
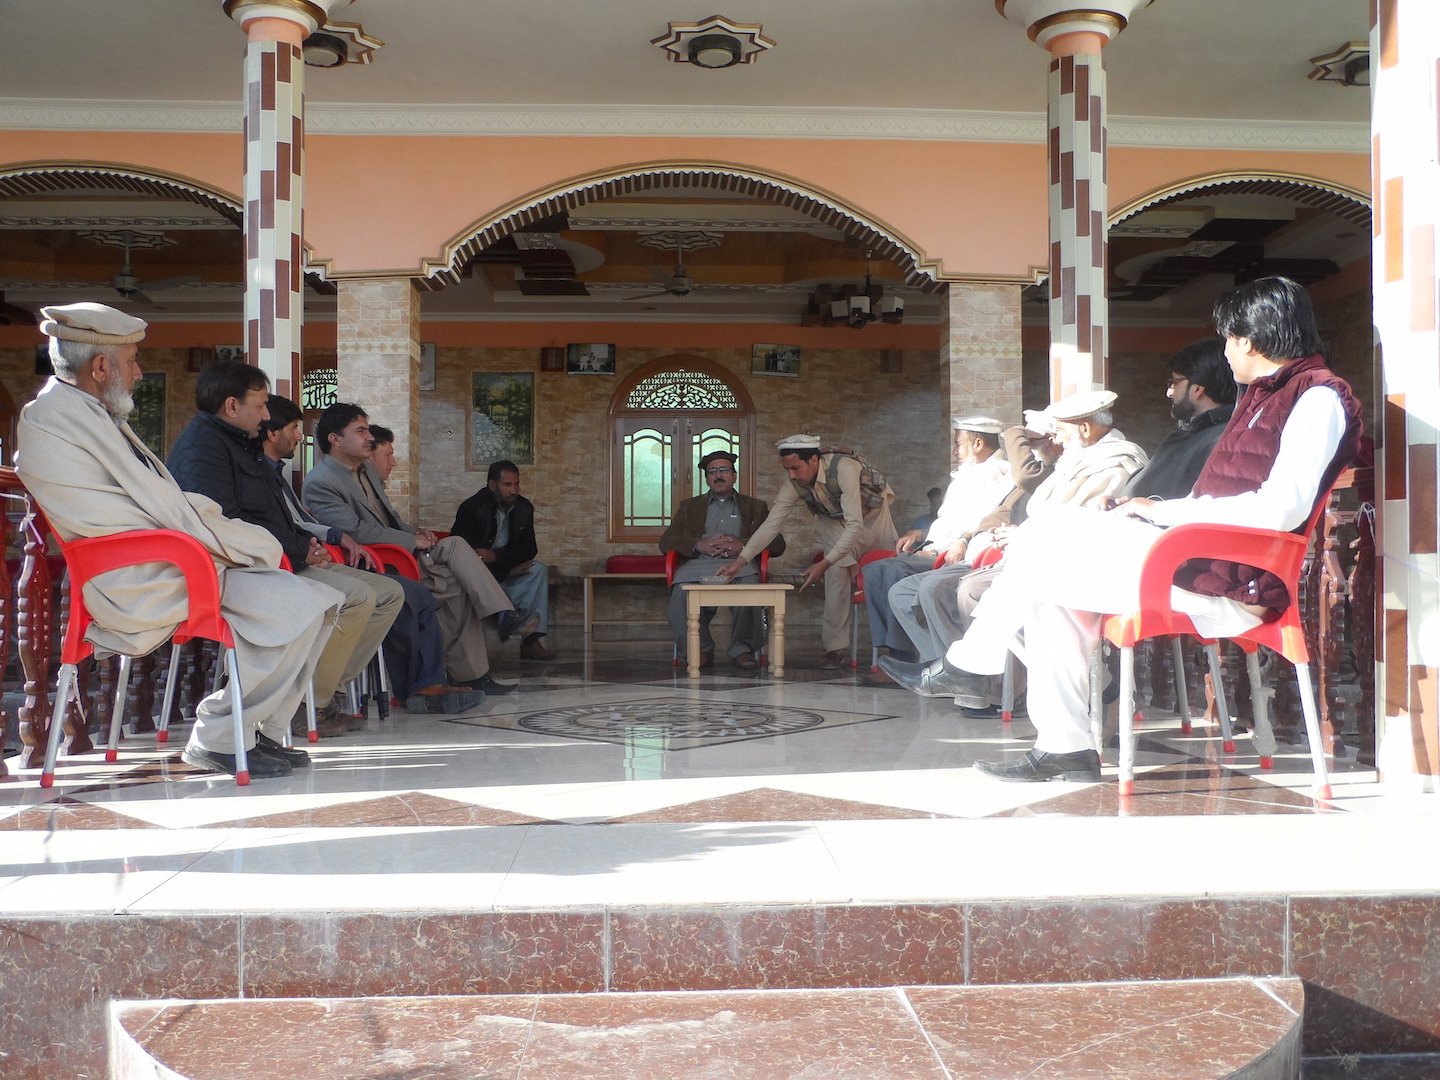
[105,230,201,306]
[623,248,705,301]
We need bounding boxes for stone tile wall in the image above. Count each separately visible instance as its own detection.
[944,284,1023,426]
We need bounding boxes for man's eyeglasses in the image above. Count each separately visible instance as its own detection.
[705,466,735,475]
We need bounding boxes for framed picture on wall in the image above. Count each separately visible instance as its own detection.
[419,342,436,391]
[214,344,244,364]
[470,372,535,467]
[565,343,615,375]
[539,346,565,372]
[751,343,800,377]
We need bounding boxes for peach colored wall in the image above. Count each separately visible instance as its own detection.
[0,130,1368,284]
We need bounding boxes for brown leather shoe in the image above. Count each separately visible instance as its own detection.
[519,638,554,661]
[698,649,715,668]
[327,694,367,732]
[291,704,348,738]
[732,651,758,670]
[820,649,848,671]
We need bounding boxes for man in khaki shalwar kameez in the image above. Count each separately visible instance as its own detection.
[15,303,342,778]
[719,434,898,668]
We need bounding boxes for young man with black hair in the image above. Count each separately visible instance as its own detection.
[948,277,1363,783]
[303,402,524,697]
[167,361,405,740]
[451,459,554,661]
[260,400,481,714]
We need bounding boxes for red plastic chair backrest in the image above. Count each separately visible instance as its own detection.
[853,548,897,602]
[368,543,421,580]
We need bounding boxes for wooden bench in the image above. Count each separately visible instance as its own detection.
[583,554,668,640]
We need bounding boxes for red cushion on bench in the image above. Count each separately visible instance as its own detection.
[605,554,667,574]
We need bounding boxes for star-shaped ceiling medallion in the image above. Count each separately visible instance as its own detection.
[651,15,776,69]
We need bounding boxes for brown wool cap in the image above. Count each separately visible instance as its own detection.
[698,450,738,471]
[38,303,148,346]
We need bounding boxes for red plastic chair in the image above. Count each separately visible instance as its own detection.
[368,543,421,580]
[851,548,898,670]
[1100,497,1334,800]
[321,543,391,726]
[40,528,258,786]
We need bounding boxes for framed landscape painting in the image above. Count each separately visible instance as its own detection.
[470,372,534,467]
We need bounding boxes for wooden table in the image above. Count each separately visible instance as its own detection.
[681,582,794,679]
[583,571,668,640]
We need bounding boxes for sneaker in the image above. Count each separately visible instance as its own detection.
[256,731,311,767]
[820,649,848,671]
[326,693,368,731]
[182,742,292,778]
[464,672,516,695]
[496,608,541,643]
[404,685,486,713]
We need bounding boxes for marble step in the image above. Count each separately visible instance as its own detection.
[111,976,1302,1080]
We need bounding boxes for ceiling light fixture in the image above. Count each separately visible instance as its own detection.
[652,15,776,69]
[1308,41,1369,87]
[302,32,348,68]
[805,253,904,329]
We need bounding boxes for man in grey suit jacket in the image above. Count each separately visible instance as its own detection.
[303,403,533,695]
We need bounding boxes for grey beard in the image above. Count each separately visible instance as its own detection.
[101,382,135,419]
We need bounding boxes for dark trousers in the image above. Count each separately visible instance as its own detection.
[381,570,447,697]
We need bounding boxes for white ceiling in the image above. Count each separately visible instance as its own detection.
[0,0,1370,122]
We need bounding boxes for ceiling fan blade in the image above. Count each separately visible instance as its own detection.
[647,266,678,288]
[621,290,673,301]
[144,274,202,292]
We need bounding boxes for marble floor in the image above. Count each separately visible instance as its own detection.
[0,629,1428,917]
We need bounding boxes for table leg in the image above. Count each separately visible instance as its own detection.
[771,599,786,679]
[583,577,593,636]
[687,594,701,678]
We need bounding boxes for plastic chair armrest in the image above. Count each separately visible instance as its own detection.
[368,542,421,580]
[1134,522,1308,612]
[664,549,679,587]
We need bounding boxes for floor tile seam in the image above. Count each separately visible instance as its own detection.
[105,826,245,914]
[893,986,957,1080]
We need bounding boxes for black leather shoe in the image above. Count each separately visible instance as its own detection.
[877,655,988,700]
[256,731,311,767]
[466,673,516,695]
[974,748,1101,783]
[182,742,292,778]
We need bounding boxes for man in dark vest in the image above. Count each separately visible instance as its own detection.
[943,277,1363,783]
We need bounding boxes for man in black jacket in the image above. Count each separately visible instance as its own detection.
[167,360,403,737]
[451,460,552,660]
[1115,338,1237,502]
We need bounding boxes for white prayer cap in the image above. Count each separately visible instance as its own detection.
[1022,409,1058,436]
[951,415,1005,435]
[776,433,822,452]
[1045,388,1117,423]
[39,303,147,346]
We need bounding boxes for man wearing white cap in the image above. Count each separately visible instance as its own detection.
[15,303,344,779]
[880,390,1146,708]
[863,417,1011,684]
[718,434,898,668]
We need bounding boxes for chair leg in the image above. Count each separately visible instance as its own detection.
[224,649,250,786]
[850,605,860,669]
[1293,660,1333,800]
[104,654,132,763]
[1088,648,1104,754]
[1118,646,1136,796]
[39,663,79,789]
[1204,644,1236,753]
[373,655,390,721]
[1245,650,1277,768]
[1171,638,1192,735]
[156,643,182,744]
[1000,654,1015,725]
[304,680,319,744]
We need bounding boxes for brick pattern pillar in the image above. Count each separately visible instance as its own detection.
[337,279,422,526]
[1046,48,1108,399]
[943,283,1024,425]
[1372,0,1440,787]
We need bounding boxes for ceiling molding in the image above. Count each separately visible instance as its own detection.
[0,98,1368,152]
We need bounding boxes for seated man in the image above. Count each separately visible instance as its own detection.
[167,361,405,738]
[303,403,525,696]
[864,416,1011,684]
[658,450,786,669]
[951,277,1362,783]
[15,304,343,779]
[910,486,944,535]
[885,413,1058,672]
[881,390,1148,707]
[261,404,480,714]
[451,459,554,661]
[719,434,898,669]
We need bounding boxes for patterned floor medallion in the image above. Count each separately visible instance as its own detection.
[446,697,898,748]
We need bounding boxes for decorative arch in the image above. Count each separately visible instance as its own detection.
[419,161,942,290]
[0,161,330,281]
[1111,170,1371,229]
[607,355,756,542]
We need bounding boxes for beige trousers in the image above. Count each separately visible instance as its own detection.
[301,563,406,699]
[816,509,898,653]
[421,535,514,681]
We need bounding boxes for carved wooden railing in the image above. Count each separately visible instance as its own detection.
[0,467,57,770]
